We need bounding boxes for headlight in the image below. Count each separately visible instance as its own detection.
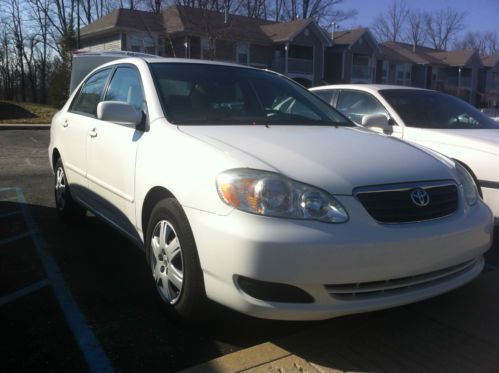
[216,169,349,223]
[455,162,478,206]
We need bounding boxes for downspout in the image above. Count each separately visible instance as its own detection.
[284,42,289,75]
[458,67,462,98]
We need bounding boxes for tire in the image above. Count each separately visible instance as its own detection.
[145,197,207,321]
[54,158,86,222]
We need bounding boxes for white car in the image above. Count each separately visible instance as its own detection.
[49,55,493,321]
[311,85,499,224]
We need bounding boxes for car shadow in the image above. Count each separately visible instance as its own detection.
[3,198,499,372]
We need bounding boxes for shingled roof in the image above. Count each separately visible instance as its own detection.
[482,55,499,68]
[81,5,323,46]
[379,41,483,68]
[380,42,444,65]
[80,8,164,36]
[163,5,274,44]
[332,28,368,46]
[429,49,479,67]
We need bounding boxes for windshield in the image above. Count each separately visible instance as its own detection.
[150,63,352,126]
[379,89,499,129]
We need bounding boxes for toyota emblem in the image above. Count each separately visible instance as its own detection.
[410,188,430,207]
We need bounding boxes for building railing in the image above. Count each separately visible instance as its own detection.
[271,57,313,75]
[288,58,313,74]
[351,64,371,80]
[447,76,472,88]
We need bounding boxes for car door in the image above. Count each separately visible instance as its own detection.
[85,65,146,235]
[335,90,403,138]
[62,68,112,198]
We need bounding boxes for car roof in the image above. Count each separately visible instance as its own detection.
[310,84,430,94]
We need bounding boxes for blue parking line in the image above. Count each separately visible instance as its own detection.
[484,263,499,271]
[0,279,50,306]
[0,231,36,246]
[0,210,22,219]
[1,196,21,202]
[15,188,114,373]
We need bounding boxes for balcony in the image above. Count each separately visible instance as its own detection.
[271,57,313,75]
[447,76,472,88]
[351,64,373,83]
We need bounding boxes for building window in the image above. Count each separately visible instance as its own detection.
[396,64,411,86]
[381,61,389,84]
[236,43,249,65]
[128,33,155,54]
[201,38,215,60]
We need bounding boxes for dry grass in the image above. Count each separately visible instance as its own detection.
[0,101,58,124]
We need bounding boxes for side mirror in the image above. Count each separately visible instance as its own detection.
[362,113,392,133]
[97,101,143,127]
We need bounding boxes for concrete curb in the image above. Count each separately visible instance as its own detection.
[178,342,292,373]
[0,124,51,130]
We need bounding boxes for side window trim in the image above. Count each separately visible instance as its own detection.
[68,67,114,118]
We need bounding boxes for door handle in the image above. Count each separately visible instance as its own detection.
[62,120,69,128]
[89,128,98,138]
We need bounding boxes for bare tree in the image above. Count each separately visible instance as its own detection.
[280,0,356,25]
[424,7,466,50]
[454,30,498,56]
[371,0,409,42]
[6,0,27,101]
[405,9,426,47]
[483,31,498,56]
[0,23,15,100]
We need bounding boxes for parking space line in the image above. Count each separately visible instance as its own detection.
[0,210,22,219]
[0,231,37,246]
[1,196,21,202]
[15,188,114,373]
[0,279,50,306]
[484,263,499,271]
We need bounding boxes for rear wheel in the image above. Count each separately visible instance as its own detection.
[146,198,207,320]
[54,158,86,222]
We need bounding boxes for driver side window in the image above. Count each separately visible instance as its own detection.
[70,68,112,117]
[105,67,145,112]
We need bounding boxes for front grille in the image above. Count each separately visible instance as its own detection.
[356,182,458,223]
[325,259,477,300]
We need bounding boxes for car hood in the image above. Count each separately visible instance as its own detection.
[179,125,456,195]
[406,129,499,156]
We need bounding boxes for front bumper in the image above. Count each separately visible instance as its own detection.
[185,196,493,320]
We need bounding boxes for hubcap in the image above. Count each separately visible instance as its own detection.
[150,220,183,304]
[55,167,66,210]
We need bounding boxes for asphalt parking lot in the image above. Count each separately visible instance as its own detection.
[1,129,499,373]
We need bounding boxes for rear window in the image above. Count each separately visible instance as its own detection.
[379,89,499,129]
[149,63,352,126]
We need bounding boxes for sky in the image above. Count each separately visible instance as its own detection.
[339,0,499,35]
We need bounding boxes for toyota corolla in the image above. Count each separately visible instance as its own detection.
[49,55,493,320]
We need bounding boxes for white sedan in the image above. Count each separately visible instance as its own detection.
[49,56,493,321]
[311,85,499,224]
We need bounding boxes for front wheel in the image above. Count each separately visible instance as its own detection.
[146,198,207,320]
[54,158,86,222]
